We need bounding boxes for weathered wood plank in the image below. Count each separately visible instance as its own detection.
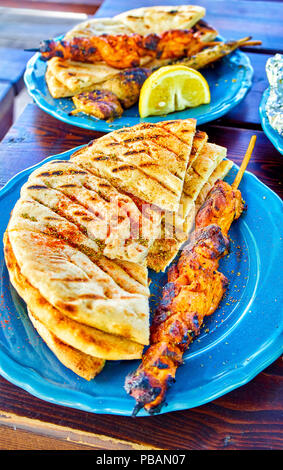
[0,81,14,141]
[0,104,281,197]
[0,359,281,450]
[0,413,156,450]
[0,1,101,15]
[0,48,34,95]
[0,6,87,49]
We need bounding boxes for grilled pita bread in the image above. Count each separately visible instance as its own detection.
[189,130,208,165]
[177,129,208,220]
[4,231,146,360]
[65,17,133,40]
[195,159,234,210]
[180,142,227,217]
[18,159,159,264]
[157,119,197,168]
[28,309,105,380]
[147,142,227,272]
[45,67,74,98]
[66,6,205,39]
[192,19,219,43]
[4,232,144,360]
[147,209,195,272]
[114,5,206,35]
[71,120,196,212]
[46,57,120,96]
[9,195,149,300]
[147,158,233,272]
[8,228,150,345]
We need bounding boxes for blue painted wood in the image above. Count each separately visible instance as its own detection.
[0,80,14,140]
[0,48,33,95]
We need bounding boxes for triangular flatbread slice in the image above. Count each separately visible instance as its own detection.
[66,6,205,38]
[158,119,200,168]
[147,143,227,272]
[180,142,227,218]
[195,159,234,210]
[45,67,74,98]
[65,17,133,40]
[6,224,150,345]
[19,159,159,264]
[4,232,147,357]
[9,196,149,297]
[28,309,105,380]
[189,129,208,165]
[114,5,206,35]
[4,232,144,360]
[71,120,196,212]
[47,57,120,95]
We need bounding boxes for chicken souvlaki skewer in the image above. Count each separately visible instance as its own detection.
[124,136,256,416]
[33,31,261,71]
[33,22,220,69]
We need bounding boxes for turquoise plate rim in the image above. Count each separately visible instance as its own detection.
[23,38,254,132]
[0,147,282,417]
[259,88,283,155]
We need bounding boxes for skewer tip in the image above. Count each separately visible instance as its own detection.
[132,402,144,417]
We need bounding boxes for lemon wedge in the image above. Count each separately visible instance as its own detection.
[139,65,210,118]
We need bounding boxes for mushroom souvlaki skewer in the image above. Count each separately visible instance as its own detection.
[124,136,257,416]
[171,36,262,70]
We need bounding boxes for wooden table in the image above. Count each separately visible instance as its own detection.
[0,0,282,451]
[0,81,14,140]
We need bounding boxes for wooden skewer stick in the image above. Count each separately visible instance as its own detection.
[241,40,262,46]
[232,135,257,189]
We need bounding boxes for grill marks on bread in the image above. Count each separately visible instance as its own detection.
[11,196,149,298]
[7,227,150,345]
[4,232,145,359]
[71,120,196,212]
[20,160,158,264]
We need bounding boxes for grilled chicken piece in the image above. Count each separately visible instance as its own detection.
[72,89,123,120]
[125,180,244,415]
[71,68,151,119]
[38,27,213,69]
[72,67,151,119]
[95,67,151,108]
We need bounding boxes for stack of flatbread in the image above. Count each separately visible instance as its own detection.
[4,118,233,380]
[46,5,218,99]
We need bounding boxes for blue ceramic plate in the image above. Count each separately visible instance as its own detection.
[259,88,283,155]
[24,41,253,132]
[0,148,282,416]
